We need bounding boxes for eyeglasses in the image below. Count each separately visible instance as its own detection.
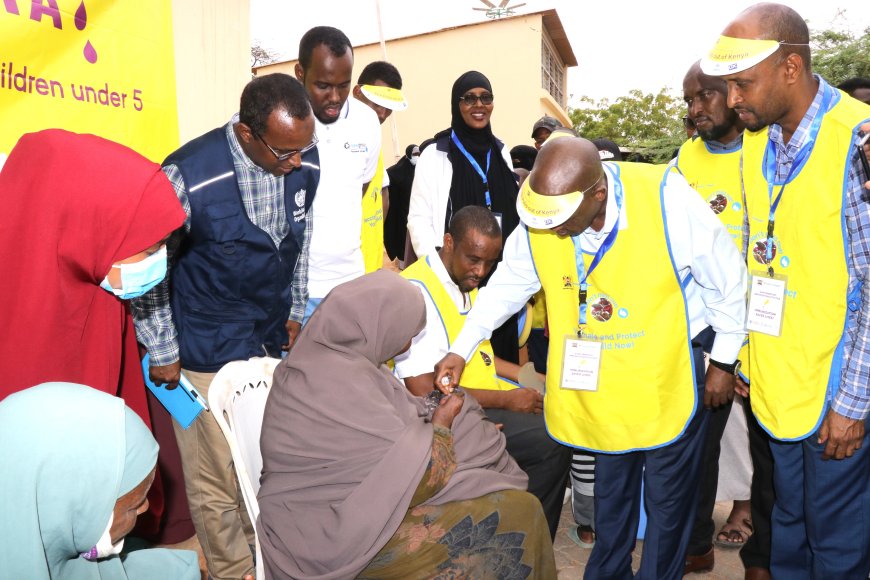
[459,92,494,106]
[257,133,318,161]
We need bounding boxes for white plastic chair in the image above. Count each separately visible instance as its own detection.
[208,356,281,580]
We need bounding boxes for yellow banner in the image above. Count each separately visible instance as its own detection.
[0,0,178,163]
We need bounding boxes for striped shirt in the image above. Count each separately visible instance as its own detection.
[130,117,312,367]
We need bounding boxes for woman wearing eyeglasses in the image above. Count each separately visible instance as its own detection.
[407,70,522,362]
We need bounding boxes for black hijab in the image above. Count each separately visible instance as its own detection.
[437,71,519,242]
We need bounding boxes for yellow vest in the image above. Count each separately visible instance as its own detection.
[677,137,744,245]
[361,152,385,273]
[677,137,751,383]
[742,88,870,440]
[401,256,513,391]
[529,162,696,452]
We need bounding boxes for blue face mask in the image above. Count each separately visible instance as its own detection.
[100,246,168,299]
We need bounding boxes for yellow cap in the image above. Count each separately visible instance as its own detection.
[360,84,408,111]
[515,178,584,229]
[700,35,780,76]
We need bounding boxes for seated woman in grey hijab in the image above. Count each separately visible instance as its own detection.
[258,270,555,579]
[0,382,199,580]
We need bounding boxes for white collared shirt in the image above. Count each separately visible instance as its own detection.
[394,252,470,379]
[451,163,747,365]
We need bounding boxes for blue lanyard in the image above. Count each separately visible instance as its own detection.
[451,130,493,209]
[571,167,624,333]
[760,83,832,276]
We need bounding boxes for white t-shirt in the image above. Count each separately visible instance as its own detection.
[394,253,471,379]
[308,98,381,298]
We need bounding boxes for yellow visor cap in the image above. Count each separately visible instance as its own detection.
[542,129,575,145]
[700,35,780,76]
[360,84,408,111]
[516,178,583,229]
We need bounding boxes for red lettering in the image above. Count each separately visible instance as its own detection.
[3,0,20,15]
[30,0,62,30]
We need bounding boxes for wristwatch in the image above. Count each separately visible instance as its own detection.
[709,358,742,376]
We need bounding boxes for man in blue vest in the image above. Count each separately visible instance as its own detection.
[131,73,319,580]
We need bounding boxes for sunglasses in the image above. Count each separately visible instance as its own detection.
[257,133,318,161]
[459,92,494,106]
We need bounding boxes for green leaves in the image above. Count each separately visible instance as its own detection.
[569,88,685,164]
[811,24,870,84]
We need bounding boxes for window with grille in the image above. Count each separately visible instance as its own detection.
[541,34,565,106]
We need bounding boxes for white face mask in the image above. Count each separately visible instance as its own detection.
[410,156,418,166]
[80,512,125,561]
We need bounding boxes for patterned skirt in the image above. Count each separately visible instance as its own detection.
[358,489,556,579]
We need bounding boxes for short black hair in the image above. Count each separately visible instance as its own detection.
[239,74,311,137]
[298,26,352,72]
[448,206,501,244]
[358,61,402,89]
[837,77,870,95]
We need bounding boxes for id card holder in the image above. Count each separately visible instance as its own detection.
[560,335,602,391]
[492,212,503,230]
[746,271,787,336]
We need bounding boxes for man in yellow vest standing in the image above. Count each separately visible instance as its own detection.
[395,205,572,539]
[352,60,408,273]
[678,61,774,579]
[434,136,747,579]
[701,4,870,578]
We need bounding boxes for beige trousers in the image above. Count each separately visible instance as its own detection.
[173,369,256,580]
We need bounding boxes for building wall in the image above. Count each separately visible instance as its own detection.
[257,12,572,166]
[171,0,250,145]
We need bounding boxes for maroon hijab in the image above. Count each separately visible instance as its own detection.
[0,129,185,405]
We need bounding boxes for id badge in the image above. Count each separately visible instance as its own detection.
[746,271,787,336]
[560,336,602,391]
[492,212,503,230]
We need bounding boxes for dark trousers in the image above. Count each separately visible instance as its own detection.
[739,396,774,571]
[768,422,870,579]
[485,407,572,540]
[585,344,709,580]
[687,397,734,556]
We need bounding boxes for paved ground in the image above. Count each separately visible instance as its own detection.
[554,500,746,578]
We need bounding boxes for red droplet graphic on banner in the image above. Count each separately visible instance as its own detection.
[75,0,87,30]
[83,40,97,63]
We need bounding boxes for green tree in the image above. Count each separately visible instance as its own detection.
[569,88,685,164]
[810,22,870,84]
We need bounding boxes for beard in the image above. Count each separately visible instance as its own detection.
[698,122,732,142]
[698,110,740,142]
